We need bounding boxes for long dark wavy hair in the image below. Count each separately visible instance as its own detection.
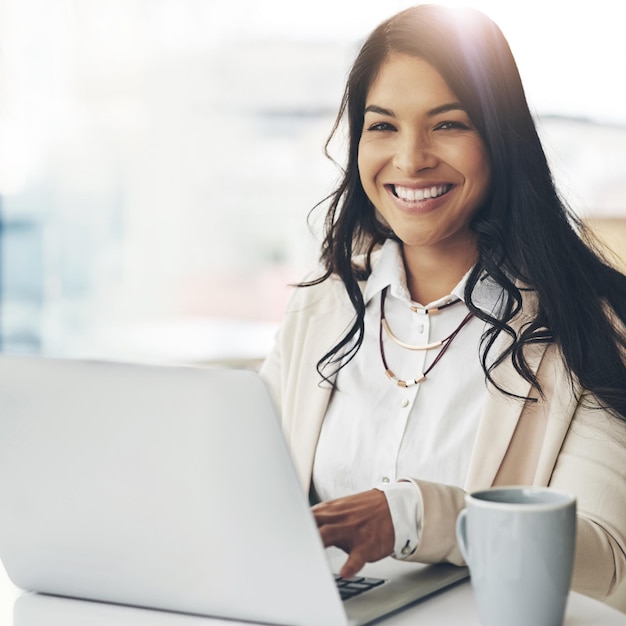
[305,4,626,420]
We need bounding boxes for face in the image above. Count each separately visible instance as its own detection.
[358,54,491,256]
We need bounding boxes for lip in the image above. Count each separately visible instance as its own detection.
[384,182,455,214]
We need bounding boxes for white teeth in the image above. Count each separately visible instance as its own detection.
[394,184,450,202]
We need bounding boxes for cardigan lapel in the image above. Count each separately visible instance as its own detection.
[464,315,548,490]
[287,300,357,492]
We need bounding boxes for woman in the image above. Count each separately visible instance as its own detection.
[260,4,626,600]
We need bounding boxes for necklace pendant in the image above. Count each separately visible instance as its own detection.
[385,368,426,388]
[402,374,426,387]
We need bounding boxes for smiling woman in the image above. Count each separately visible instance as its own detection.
[259,2,626,610]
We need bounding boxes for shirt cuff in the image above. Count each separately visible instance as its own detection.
[374,480,423,559]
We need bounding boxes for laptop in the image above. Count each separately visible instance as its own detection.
[0,355,468,626]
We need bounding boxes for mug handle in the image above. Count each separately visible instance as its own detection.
[456,508,470,565]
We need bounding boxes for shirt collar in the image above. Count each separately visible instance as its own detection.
[363,238,503,314]
[364,240,408,304]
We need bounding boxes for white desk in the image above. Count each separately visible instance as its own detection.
[2,565,625,626]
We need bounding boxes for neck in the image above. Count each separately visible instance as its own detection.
[402,241,478,305]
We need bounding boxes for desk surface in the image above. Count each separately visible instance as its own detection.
[2,565,625,626]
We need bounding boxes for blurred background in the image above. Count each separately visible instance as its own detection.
[0,0,624,366]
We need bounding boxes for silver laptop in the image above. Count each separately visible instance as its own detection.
[0,355,467,626]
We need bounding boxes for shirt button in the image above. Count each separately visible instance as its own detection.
[401,544,412,556]
[382,476,390,484]
[417,324,424,334]
[401,399,409,408]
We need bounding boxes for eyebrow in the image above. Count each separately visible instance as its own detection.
[364,102,467,117]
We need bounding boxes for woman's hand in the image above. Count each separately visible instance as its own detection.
[312,489,395,579]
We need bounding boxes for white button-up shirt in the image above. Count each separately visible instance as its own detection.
[312,239,503,558]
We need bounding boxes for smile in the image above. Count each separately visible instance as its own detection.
[391,184,452,202]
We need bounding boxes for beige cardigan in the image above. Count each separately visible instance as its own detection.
[259,272,626,600]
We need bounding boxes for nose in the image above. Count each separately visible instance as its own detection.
[392,133,438,173]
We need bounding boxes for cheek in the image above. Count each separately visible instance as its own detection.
[461,144,491,197]
[357,142,385,189]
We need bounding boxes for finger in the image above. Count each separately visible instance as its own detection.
[339,550,367,580]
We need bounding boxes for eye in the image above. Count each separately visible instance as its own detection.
[366,121,397,132]
[436,120,472,131]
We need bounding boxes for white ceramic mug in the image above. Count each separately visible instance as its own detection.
[456,486,576,626]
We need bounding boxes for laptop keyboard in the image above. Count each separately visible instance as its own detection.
[334,574,385,601]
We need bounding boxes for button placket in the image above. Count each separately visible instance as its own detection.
[411,307,430,341]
